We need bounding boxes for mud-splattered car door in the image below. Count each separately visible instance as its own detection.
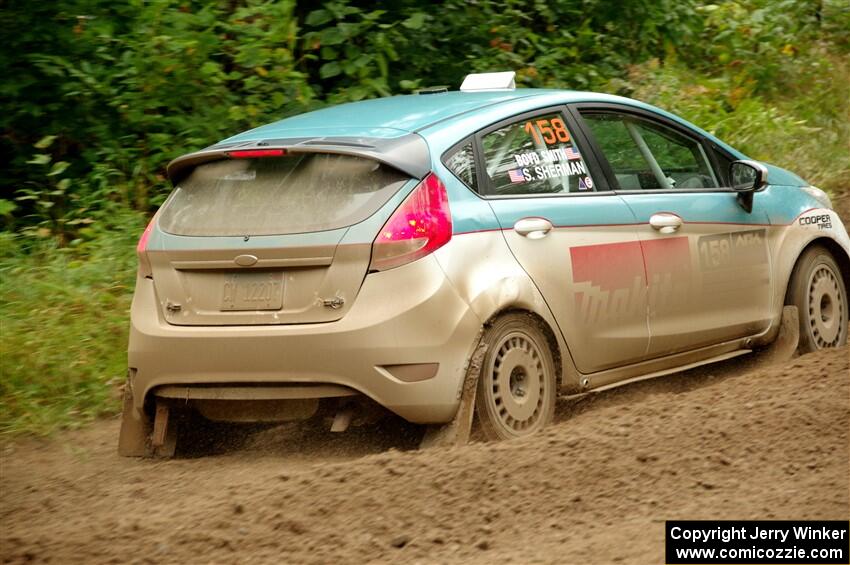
[474,108,650,374]
[576,109,773,358]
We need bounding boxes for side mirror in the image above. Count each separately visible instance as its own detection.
[729,160,768,213]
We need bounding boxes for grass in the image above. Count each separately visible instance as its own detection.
[0,213,143,436]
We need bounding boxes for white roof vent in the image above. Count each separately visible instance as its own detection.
[460,71,516,92]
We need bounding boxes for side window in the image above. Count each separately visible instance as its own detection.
[480,112,595,196]
[583,113,718,190]
[445,141,478,192]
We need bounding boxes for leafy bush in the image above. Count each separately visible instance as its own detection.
[595,0,850,190]
[1,0,722,239]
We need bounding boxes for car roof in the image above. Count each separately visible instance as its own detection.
[222,90,588,142]
[218,89,745,160]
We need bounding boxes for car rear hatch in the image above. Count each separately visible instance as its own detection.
[148,136,429,326]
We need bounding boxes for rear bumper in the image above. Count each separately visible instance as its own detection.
[127,255,481,424]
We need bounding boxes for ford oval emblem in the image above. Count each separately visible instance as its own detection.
[234,254,258,267]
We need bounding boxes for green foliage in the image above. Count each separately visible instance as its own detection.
[18,0,314,214]
[620,47,850,190]
[0,0,718,240]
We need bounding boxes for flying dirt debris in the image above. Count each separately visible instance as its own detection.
[2,346,848,565]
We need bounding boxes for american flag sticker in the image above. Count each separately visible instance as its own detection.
[565,146,581,160]
[508,168,526,184]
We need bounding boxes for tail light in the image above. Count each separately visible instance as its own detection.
[137,217,155,278]
[369,173,452,271]
[225,148,287,159]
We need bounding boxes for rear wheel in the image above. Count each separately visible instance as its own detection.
[475,313,557,441]
[787,246,848,353]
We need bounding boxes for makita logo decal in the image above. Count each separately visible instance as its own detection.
[799,214,832,230]
[570,238,690,326]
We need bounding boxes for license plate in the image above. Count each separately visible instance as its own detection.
[221,271,284,311]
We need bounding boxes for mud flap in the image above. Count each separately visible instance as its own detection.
[420,340,487,449]
[746,305,800,368]
[117,382,152,457]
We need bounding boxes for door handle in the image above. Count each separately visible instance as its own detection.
[649,213,683,234]
[513,217,553,239]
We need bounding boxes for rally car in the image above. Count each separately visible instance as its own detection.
[119,72,849,456]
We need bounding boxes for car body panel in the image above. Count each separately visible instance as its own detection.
[128,253,482,424]
[227,126,412,141]
[758,183,835,225]
[761,164,808,187]
[764,206,850,328]
[168,133,433,181]
[617,191,773,357]
[216,90,745,162]
[486,197,650,373]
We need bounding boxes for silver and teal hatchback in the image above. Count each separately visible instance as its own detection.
[120,72,849,456]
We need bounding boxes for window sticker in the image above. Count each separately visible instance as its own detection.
[482,112,595,195]
[798,213,832,230]
[524,118,571,145]
[508,169,527,184]
[222,170,257,181]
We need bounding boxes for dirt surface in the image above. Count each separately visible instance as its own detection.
[1,347,848,564]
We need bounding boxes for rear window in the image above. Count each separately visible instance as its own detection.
[159,154,409,236]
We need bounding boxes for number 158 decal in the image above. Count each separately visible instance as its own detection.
[524,118,571,145]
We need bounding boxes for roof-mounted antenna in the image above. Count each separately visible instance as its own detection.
[416,86,449,95]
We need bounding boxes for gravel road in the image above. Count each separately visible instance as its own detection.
[2,346,847,564]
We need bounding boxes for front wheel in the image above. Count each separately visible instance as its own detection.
[475,313,557,441]
[786,246,848,353]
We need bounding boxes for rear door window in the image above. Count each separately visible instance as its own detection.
[480,112,596,196]
[159,154,409,236]
[582,113,718,190]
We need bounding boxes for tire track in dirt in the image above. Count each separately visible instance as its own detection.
[1,347,847,564]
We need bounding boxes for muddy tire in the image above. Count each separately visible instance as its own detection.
[475,313,557,441]
[786,246,848,353]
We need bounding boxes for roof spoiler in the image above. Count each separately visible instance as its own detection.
[166,133,431,183]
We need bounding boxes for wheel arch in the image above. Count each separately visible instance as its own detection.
[783,236,850,304]
[434,234,585,393]
[450,267,588,393]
